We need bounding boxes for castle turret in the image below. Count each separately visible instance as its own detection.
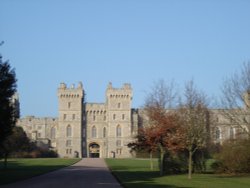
[57,82,84,158]
[105,83,133,157]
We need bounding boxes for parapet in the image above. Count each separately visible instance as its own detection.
[106,82,132,91]
[123,83,131,90]
[59,82,83,90]
[58,82,84,98]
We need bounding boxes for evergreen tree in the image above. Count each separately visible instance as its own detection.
[0,54,17,167]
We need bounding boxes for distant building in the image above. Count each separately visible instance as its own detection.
[17,82,249,158]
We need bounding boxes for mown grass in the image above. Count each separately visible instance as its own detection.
[106,158,250,188]
[0,158,80,185]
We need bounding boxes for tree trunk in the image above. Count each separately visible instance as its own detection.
[159,145,164,176]
[188,150,192,179]
[150,151,153,170]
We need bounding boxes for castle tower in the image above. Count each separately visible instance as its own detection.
[57,82,84,158]
[105,83,133,158]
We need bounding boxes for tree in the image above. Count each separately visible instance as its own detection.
[132,80,184,176]
[128,126,158,170]
[178,80,209,179]
[0,55,18,168]
[220,62,250,138]
[0,127,32,168]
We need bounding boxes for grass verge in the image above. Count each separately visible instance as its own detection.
[106,158,250,188]
[0,158,80,185]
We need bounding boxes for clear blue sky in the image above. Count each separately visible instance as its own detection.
[1,0,250,117]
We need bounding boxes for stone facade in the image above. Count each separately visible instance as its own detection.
[18,82,138,158]
[17,82,250,158]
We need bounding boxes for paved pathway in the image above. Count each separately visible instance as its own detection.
[2,158,122,188]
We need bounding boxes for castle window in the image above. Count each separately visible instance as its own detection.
[68,102,71,109]
[72,114,75,120]
[215,127,221,141]
[93,115,96,121]
[113,114,116,120]
[66,149,72,154]
[104,116,106,121]
[122,114,125,120]
[118,103,121,108]
[51,127,56,139]
[66,125,72,137]
[66,140,72,147]
[116,140,121,147]
[63,114,66,120]
[116,125,121,137]
[38,133,41,138]
[116,148,122,155]
[92,126,97,138]
[103,127,107,138]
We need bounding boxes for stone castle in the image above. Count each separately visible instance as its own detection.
[18,82,139,158]
[17,82,249,158]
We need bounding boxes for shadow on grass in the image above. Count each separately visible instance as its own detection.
[0,159,79,185]
[111,170,190,188]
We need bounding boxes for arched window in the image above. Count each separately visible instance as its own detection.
[51,127,56,139]
[116,125,121,137]
[215,127,221,140]
[116,140,121,147]
[66,140,72,147]
[103,127,107,138]
[92,126,97,138]
[66,125,72,137]
[113,114,116,120]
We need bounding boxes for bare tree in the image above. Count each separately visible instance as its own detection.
[221,62,250,138]
[142,80,184,176]
[178,80,209,179]
[145,79,178,109]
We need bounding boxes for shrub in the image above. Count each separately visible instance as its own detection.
[213,139,250,174]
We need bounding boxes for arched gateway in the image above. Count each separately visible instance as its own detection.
[89,143,100,158]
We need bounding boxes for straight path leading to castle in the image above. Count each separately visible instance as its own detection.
[2,158,122,188]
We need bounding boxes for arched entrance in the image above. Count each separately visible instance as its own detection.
[89,143,100,158]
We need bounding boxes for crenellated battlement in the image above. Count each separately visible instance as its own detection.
[106,82,132,99]
[58,82,84,99]
[59,82,83,90]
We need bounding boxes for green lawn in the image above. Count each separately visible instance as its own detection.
[0,158,80,185]
[106,158,250,188]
